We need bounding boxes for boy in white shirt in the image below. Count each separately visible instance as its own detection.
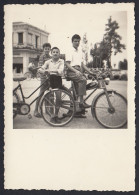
[39,47,64,123]
[40,47,64,89]
[66,34,93,110]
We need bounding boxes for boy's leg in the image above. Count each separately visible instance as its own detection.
[34,92,44,117]
[67,71,87,97]
[67,71,90,108]
[34,79,49,117]
[49,75,62,123]
[55,91,61,117]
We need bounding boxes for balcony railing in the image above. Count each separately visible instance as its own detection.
[13,43,43,51]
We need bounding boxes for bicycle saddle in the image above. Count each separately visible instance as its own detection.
[13,76,26,82]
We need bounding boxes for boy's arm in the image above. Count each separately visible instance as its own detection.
[65,51,82,76]
[81,63,100,76]
[81,63,93,74]
[65,61,82,76]
[57,60,65,75]
[38,61,49,74]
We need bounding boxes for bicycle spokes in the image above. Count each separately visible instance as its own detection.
[93,91,127,128]
[41,89,75,126]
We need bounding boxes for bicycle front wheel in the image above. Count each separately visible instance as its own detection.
[41,89,75,127]
[24,72,32,80]
[13,92,20,119]
[92,91,127,128]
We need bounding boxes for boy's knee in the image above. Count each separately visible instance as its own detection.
[80,76,87,84]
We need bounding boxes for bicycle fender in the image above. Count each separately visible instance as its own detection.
[91,89,116,118]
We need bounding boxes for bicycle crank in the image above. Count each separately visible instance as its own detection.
[19,103,30,115]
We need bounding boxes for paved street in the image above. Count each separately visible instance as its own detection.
[13,79,127,129]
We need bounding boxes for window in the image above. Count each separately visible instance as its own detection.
[35,35,39,48]
[13,64,23,74]
[28,33,32,45]
[18,32,23,44]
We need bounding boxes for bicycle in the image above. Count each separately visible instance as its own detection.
[41,68,127,128]
[24,67,41,81]
[13,75,76,127]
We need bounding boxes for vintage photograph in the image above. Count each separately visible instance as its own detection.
[4,3,135,190]
[11,5,129,129]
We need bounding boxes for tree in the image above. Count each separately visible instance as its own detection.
[119,59,128,70]
[90,41,110,68]
[90,17,126,68]
[90,44,100,68]
[104,16,126,67]
[82,33,89,65]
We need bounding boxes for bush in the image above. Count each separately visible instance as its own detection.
[120,74,128,80]
[110,74,114,80]
[114,74,120,80]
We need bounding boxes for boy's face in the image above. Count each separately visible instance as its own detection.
[43,46,51,55]
[72,38,80,49]
[51,49,60,59]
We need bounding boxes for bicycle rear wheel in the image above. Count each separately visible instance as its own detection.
[24,72,32,80]
[92,91,127,128]
[41,89,75,127]
[13,92,20,119]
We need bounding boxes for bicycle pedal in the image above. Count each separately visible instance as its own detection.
[28,114,32,119]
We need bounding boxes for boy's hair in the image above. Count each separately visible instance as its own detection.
[51,47,60,53]
[43,43,51,49]
[71,34,81,42]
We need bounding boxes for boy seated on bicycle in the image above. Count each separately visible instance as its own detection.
[38,47,64,123]
[65,34,94,111]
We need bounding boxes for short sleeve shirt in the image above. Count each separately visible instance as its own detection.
[66,47,83,67]
[39,53,51,66]
[41,59,64,76]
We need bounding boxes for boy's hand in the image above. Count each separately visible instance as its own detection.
[75,71,82,77]
[38,69,45,74]
[44,70,49,74]
[38,69,48,74]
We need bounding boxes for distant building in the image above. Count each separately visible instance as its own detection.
[13,22,49,75]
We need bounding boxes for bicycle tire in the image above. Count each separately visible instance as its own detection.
[36,72,41,81]
[13,92,20,119]
[24,72,32,80]
[41,89,75,127]
[91,91,127,129]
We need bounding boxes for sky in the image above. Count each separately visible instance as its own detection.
[6,4,127,67]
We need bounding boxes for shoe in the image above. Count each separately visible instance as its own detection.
[34,112,42,118]
[79,102,91,108]
[50,116,56,123]
[50,116,61,124]
[55,116,61,124]
[62,111,72,118]
[74,113,87,118]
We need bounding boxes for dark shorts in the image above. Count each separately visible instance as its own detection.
[49,75,62,89]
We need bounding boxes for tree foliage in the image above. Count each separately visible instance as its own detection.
[82,33,89,65]
[90,16,126,68]
[104,16,126,56]
[118,59,128,70]
[90,41,111,68]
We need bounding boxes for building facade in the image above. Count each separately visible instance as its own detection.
[13,22,49,75]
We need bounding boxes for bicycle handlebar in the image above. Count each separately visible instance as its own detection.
[88,69,112,80]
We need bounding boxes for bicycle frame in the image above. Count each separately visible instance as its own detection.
[67,78,114,109]
[13,79,49,106]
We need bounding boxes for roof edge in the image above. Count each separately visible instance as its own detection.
[13,22,50,35]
